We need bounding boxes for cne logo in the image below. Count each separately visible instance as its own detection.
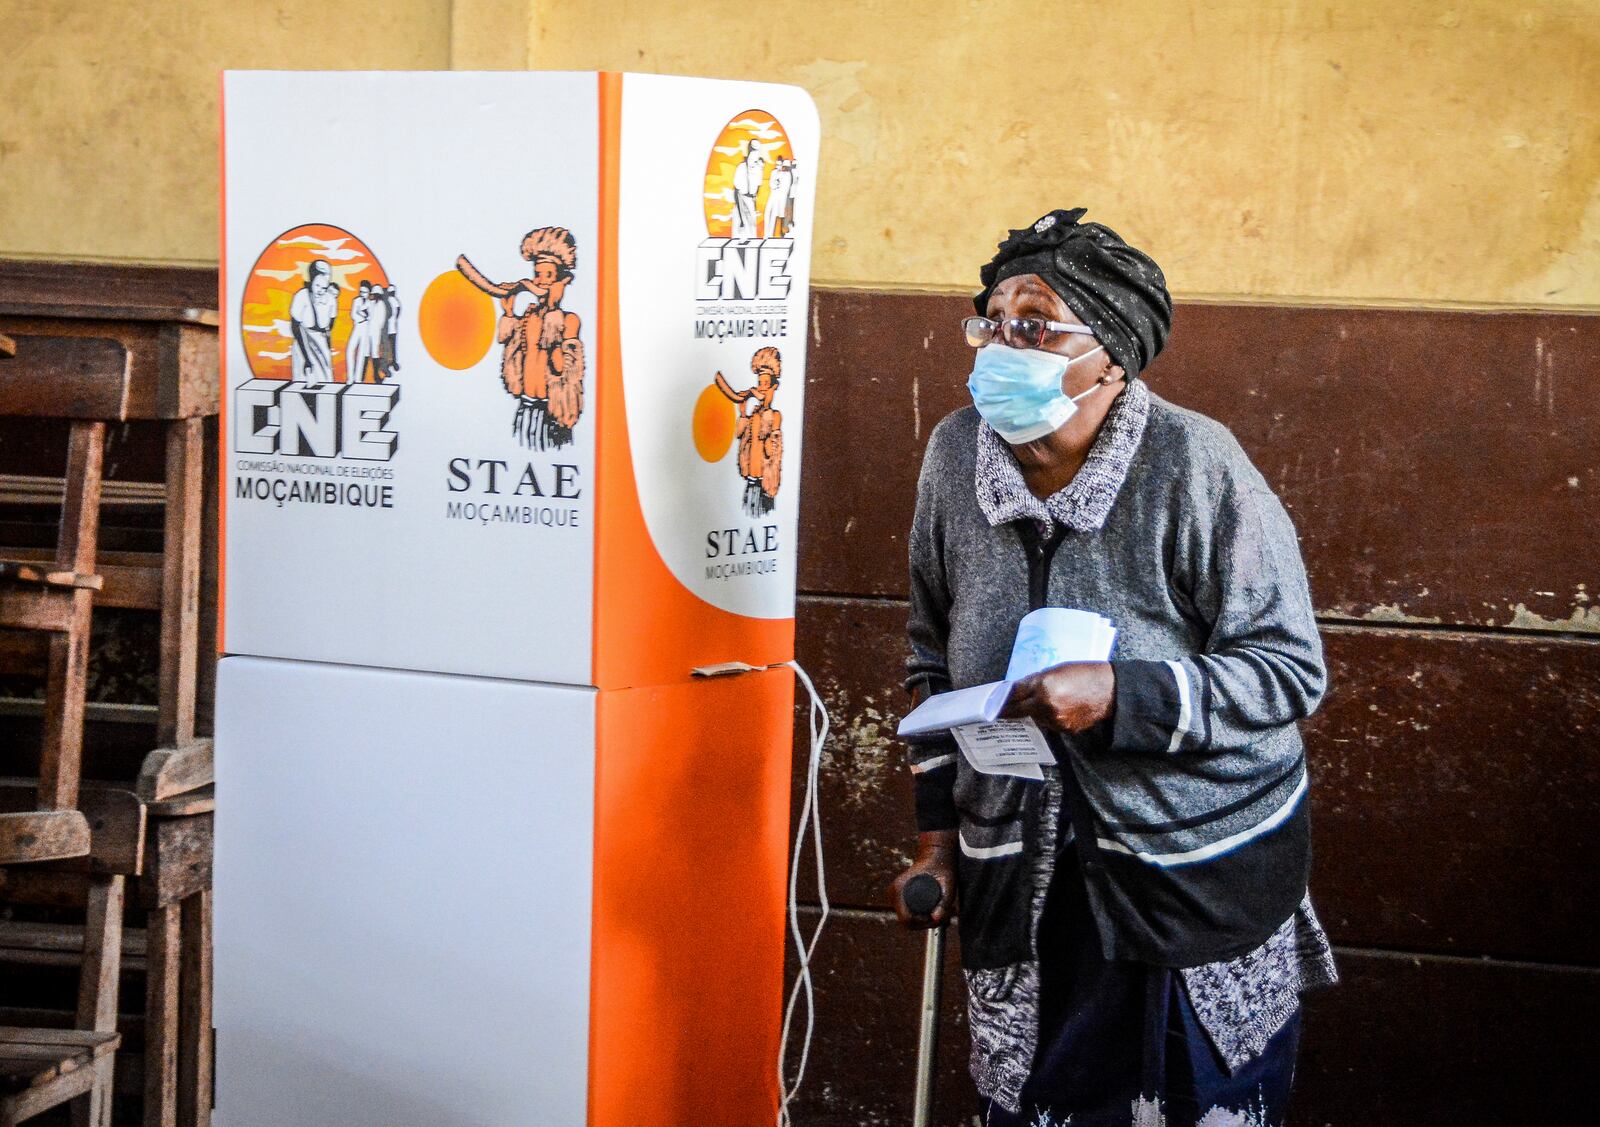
[696,111,799,303]
[234,223,401,462]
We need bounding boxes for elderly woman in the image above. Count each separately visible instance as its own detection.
[891,209,1339,1127]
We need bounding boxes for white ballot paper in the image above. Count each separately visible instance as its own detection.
[1005,608,1117,682]
[896,608,1117,780]
[951,720,1057,781]
[895,680,1015,737]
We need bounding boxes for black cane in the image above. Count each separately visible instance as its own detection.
[903,873,946,1127]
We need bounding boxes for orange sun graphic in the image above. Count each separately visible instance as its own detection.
[692,382,738,462]
[702,110,794,239]
[238,223,389,383]
[417,269,497,371]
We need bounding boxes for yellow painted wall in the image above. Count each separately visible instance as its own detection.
[536,0,1600,307]
[0,0,452,264]
[3,0,1597,309]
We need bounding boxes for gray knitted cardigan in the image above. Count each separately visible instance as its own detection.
[904,379,1338,1113]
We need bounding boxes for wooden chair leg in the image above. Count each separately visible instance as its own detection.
[76,1063,114,1127]
[38,602,92,812]
[56,1067,99,1127]
[158,416,204,749]
[72,874,124,1127]
[144,904,181,1127]
[60,1051,116,1127]
[40,419,105,812]
[177,891,212,1127]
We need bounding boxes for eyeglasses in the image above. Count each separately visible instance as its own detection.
[962,316,1097,350]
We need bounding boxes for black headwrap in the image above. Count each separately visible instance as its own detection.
[974,208,1173,379]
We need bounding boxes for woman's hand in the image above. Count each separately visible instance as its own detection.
[889,829,958,929]
[1000,660,1115,733]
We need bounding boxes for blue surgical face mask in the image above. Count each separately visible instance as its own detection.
[966,342,1109,443]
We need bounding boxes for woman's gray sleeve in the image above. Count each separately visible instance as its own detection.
[904,450,960,830]
[1111,473,1327,756]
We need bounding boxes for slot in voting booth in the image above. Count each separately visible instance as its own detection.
[216,71,818,1126]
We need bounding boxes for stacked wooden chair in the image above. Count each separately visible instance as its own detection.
[0,331,132,1124]
[0,262,219,1126]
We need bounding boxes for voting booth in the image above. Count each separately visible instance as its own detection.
[215,71,818,1125]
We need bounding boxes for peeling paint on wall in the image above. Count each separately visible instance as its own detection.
[1352,603,1444,626]
[818,682,901,812]
[1505,602,1600,634]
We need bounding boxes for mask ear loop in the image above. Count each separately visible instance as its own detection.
[1063,345,1112,402]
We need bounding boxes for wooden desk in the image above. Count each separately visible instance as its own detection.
[0,260,217,747]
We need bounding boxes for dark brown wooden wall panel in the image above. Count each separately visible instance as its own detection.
[788,597,916,909]
[785,910,1599,1126]
[797,291,966,601]
[1309,626,1599,962]
[1293,950,1597,1123]
[783,908,979,1127]
[794,596,1600,965]
[799,291,1600,634]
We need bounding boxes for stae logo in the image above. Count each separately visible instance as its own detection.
[695,348,784,516]
[234,223,401,463]
[697,111,798,304]
[433,228,587,452]
[413,226,588,530]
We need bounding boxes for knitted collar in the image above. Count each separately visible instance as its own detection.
[974,377,1150,532]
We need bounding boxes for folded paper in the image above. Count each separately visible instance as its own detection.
[897,606,1117,778]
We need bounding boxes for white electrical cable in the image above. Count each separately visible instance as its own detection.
[777,660,830,1126]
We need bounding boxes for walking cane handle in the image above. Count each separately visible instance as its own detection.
[904,873,944,919]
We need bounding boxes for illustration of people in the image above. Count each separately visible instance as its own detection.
[714,346,784,516]
[289,259,338,385]
[732,143,766,240]
[764,158,798,238]
[456,226,584,449]
[379,284,401,377]
[346,280,375,384]
[362,282,389,382]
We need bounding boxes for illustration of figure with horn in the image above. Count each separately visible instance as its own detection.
[455,227,584,449]
[714,346,784,516]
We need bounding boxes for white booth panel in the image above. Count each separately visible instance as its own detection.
[214,656,595,1127]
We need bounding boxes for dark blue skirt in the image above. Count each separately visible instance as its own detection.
[978,840,1301,1127]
